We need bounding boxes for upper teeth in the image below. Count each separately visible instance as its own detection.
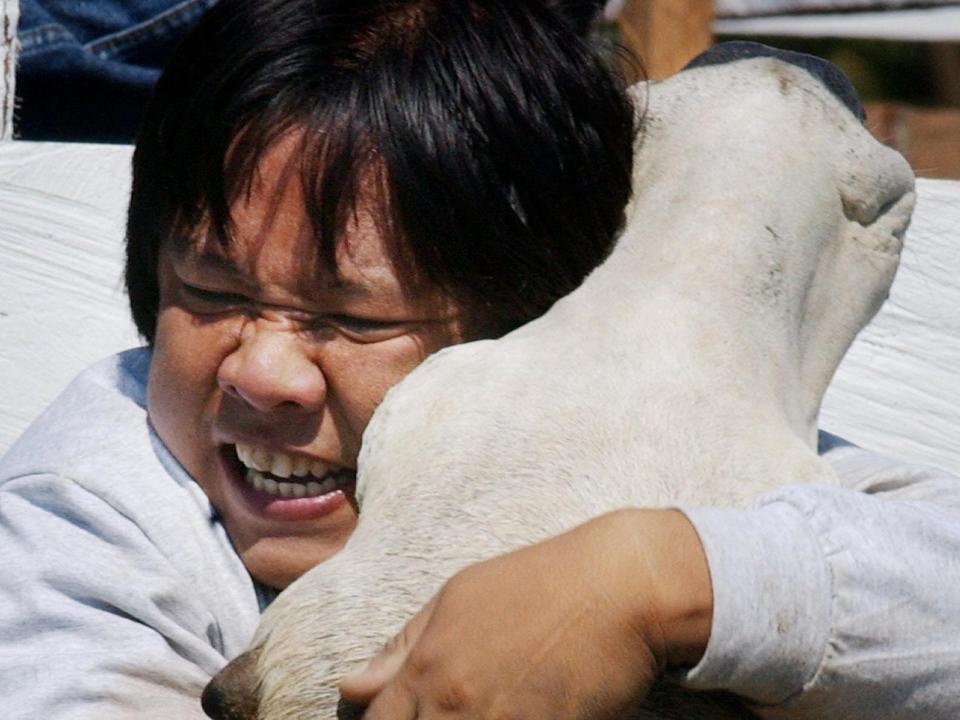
[235,443,333,479]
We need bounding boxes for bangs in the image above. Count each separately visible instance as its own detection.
[193,100,417,290]
[127,0,635,342]
[160,3,447,297]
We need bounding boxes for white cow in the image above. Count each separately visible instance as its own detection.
[204,48,916,719]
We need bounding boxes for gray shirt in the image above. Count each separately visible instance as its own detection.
[682,436,960,718]
[0,349,273,719]
[1,349,957,718]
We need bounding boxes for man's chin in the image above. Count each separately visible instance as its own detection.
[237,525,355,590]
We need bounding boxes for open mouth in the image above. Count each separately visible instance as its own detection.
[234,443,355,499]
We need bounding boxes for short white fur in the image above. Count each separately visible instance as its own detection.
[215,56,916,719]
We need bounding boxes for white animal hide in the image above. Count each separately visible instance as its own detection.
[213,54,916,720]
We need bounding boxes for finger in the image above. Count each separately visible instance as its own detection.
[340,596,438,703]
[340,640,407,704]
[361,676,419,720]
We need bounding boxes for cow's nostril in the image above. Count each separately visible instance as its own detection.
[201,678,229,719]
[202,648,262,720]
[337,697,368,720]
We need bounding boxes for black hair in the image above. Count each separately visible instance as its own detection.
[126,0,636,342]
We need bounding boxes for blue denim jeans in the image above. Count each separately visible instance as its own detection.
[17,0,217,142]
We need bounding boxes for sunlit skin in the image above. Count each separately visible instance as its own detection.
[147,133,481,589]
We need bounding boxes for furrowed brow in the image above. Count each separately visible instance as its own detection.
[326,276,376,299]
[169,237,241,275]
[194,250,241,274]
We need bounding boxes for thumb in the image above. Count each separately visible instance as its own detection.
[339,596,437,703]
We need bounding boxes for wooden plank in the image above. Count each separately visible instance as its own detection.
[617,0,715,80]
[867,102,960,180]
[930,42,960,106]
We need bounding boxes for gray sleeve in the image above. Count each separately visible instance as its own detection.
[675,453,960,719]
[0,474,226,720]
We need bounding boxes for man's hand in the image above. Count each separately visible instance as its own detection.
[339,508,713,720]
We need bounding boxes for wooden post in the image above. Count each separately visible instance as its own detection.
[616,0,715,81]
[1,0,18,141]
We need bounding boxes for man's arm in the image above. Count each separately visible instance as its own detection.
[341,442,960,719]
[341,507,712,720]
[680,441,960,717]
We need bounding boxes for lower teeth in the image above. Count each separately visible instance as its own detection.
[244,469,348,498]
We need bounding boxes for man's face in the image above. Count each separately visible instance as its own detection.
[147,135,477,588]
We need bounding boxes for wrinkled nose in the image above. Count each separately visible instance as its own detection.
[202,648,261,720]
[217,323,326,413]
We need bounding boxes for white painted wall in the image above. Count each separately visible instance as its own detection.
[716,0,959,16]
[1,141,958,479]
[714,5,960,41]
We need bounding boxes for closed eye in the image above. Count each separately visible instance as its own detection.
[177,278,411,340]
[321,314,409,342]
[179,282,251,312]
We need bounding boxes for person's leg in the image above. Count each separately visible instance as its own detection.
[16,0,217,142]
